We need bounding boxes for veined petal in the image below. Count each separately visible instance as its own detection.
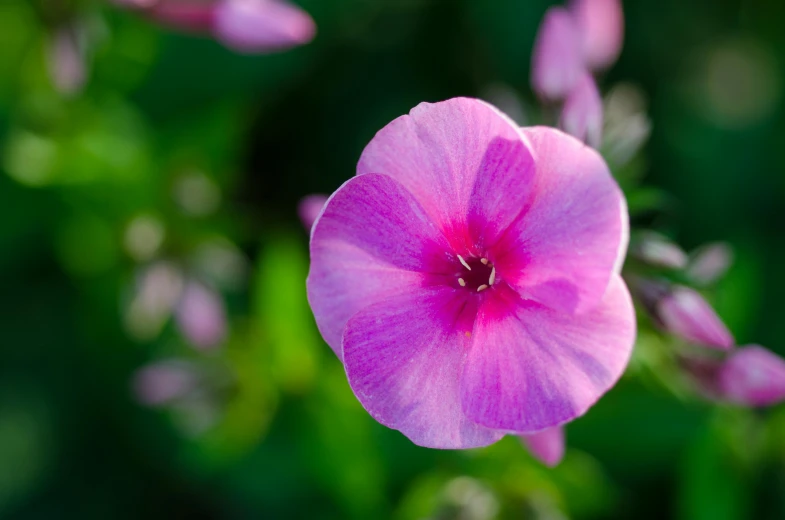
[461,275,635,432]
[493,126,628,314]
[517,426,565,467]
[343,286,504,449]
[214,0,316,53]
[357,98,526,249]
[307,174,451,359]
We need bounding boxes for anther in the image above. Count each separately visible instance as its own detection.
[480,258,488,265]
[458,278,466,287]
[489,267,496,286]
[477,284,488,292]
[457,255,471,271]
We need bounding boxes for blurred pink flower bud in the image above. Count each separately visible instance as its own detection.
[132,360,198,406]
[114,0,316,54]
[531,7,584,100]
[298,194,328,232]
[631,232,688,269]
[657,286,734,350]
[687,242,734,286]
[214,0,317,53]
[48,25,87,96]
[518,427,565,467]
[717,346,785,406]
[560,72,603,148]
[570,0,624,71]
[175,281,227,350]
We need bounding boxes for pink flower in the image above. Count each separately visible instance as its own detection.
[114,0,316,54]
[569,0,624,71]
[656,286,734,350]
[47,24,87,96]
[175,280,227,350]
[717,345,785,406]
[531,7,584,100]
[519,426,565,467]
[560,72,604,148]
[307,98,635,448]
[298,194,328,232]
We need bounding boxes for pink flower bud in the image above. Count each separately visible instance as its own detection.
[560,72,603,148]
[717,345,785,406]
[298,194,328,232]
[657,286,734,350]
[175,281,227,350]
[687,242,733,286]
[518,427,565,467]
[214,0,317,54]
[531,7,584,101]
[631,232,688,270]
[570,0,624,71]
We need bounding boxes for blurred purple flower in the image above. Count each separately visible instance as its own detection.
[307,98,634,448]
[519,427,565,467]
[687,242,734,285]
[531,7,583,100]
[657,286,734,349]
[175,280,227,350]
[570,0,624,70]
[114,0,316,54]
[298,194,328,232]
[47,25,87,96]
[717,345,785,406]
[560,72,603,148]
[132,359,199,406]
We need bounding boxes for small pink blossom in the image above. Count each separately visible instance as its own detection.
[717,345,785,406]
[307,98,635,448]
[132,359,199,406]
[569,0,624,71]
[519,426,566,467]
[560,72,604,148]
[631,232,689,270]
[531,7,584,100]
[298,194,328,232]
[114,0,316,54]
[687,242,734,286]
[47,25,87,96]
[175,280,227,350]
[656,286,734,350]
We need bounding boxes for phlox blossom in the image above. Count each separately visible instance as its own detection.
[307,98,635,449]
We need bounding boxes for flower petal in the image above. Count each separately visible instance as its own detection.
[357,97,526,248]
[461,275,635,432]
[343,286,504,449]
[307,173,451,359]
[531,7,584,100]
[717,345,785,406]
[213,0,316,53]
[518,426,565,467]
[492,126,628,314]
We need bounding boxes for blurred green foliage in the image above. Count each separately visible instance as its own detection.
[0,0,784,518]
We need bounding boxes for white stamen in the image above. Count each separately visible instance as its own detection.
[458,278,466,287]
[457,254,471,271]
[477,284,488,292]
[480,258,488,265]
[489,267,496,285]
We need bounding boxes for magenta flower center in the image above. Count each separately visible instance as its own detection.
[453,254,497,292]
